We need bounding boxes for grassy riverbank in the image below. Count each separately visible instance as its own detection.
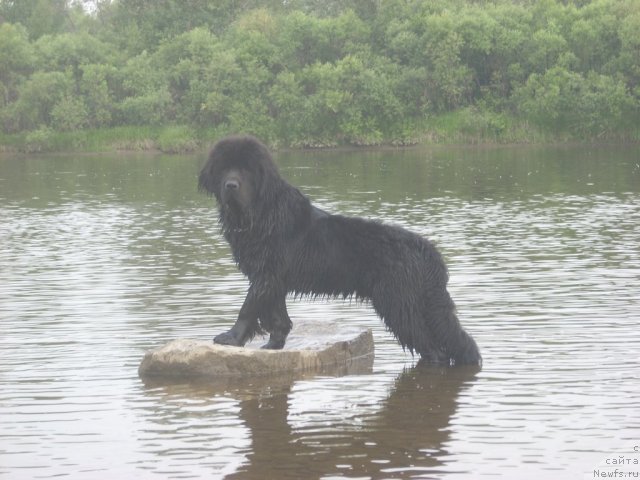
[2,109,638,155]
[0,125,211,155]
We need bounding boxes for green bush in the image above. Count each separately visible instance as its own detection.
[21,126,54,153]
[51,96,88,131]
[1,0,639,148]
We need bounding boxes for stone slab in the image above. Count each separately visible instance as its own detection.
[138,322,374,378]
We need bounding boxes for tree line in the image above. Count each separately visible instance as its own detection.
[1,0,639,150]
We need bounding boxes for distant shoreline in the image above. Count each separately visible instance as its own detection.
[2,118,638,156]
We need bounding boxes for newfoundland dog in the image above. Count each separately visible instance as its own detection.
[199,135,481,365]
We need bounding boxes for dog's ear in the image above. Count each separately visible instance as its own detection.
[198,155,219,197]
[199,137,238,197]
[233,137,282,204]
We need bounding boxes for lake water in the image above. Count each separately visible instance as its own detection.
[1,145,639,479]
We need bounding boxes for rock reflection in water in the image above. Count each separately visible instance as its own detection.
[141,362,479,479]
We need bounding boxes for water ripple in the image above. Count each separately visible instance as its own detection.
[1,149,639,479]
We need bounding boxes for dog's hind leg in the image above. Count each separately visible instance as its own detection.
[415,292,482,366]
[371,283,481,366]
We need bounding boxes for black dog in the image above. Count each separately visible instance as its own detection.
[199,135,481,365]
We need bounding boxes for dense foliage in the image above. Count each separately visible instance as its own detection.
[1,0,639,149]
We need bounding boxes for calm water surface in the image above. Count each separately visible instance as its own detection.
[1,146,639,479]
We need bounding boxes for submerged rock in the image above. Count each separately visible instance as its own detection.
[138,322,374,378]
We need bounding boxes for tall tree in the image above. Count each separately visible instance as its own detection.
[0,0,70,39]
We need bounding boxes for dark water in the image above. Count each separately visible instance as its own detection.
[1,145,639,479]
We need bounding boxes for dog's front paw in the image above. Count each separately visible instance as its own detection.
[261,336,286,350]
[214,331,243,346]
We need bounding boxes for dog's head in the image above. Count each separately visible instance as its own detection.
[199,135,280,214]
